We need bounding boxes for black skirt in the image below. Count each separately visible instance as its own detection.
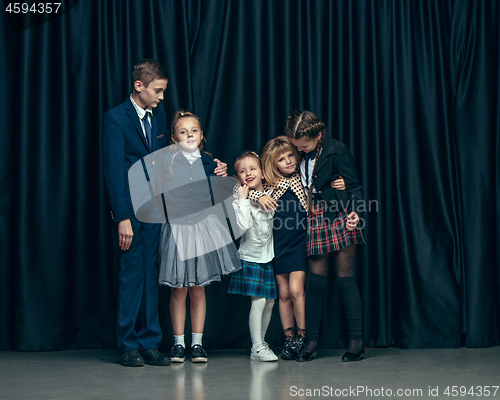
[273,189,308,275]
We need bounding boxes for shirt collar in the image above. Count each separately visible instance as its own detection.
[182,149,202,163]
[130,94,153,119]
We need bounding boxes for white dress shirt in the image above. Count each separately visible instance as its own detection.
[232,191,274,264]
[182,149,202,164]
[300,147,323,195]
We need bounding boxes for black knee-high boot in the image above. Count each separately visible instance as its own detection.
[305,272,328,340]
[337,276,364,357]
[297,273,327,361]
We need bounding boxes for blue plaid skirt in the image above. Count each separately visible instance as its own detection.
[228,260,277,299]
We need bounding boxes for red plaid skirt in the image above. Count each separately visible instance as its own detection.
[307,201,365,256]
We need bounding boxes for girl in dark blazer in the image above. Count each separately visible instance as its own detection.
[285,110,366,362]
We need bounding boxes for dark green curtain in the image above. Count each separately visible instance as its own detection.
[1,0,498,351]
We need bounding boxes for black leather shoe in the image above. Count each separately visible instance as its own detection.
[139,349,171,365]
[120,350,144,367]
[191,344,208,363]
[342,347,365,362]
[292,337,306,355]
[170,344,186,363]
[280,338,297,360]
[296,350,317,362]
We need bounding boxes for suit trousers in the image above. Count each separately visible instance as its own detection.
[116,215,162,353]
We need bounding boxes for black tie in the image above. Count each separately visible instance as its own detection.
[302,148,318,161]
[143,112,152,149]
[303,148,318,189]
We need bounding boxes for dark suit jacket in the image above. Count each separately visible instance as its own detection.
[102,97,167,223]
[312,137,363,220]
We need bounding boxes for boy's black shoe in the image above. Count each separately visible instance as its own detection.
[120,350,144,367]
[170,344,186,363]
[191,344,208,363]
[139,349,171,365]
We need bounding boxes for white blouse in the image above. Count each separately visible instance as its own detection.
[232,194,274,264]
[300,147,323,194]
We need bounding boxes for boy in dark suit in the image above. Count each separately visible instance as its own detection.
[102,59,170,366]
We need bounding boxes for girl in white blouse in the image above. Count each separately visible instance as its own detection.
[228,151,278,362]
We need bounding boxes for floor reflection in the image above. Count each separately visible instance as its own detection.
[249,361,279,400]
[172,362,207,400]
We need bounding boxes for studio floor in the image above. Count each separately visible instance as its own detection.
[1,346,499,400]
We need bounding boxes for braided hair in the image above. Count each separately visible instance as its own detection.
[285,110,329,214]
[284,110,328,145]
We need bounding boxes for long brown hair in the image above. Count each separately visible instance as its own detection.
[285,111,330,214]
[261,136,300,186]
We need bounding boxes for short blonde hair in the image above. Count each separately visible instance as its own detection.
[261,136,300,186]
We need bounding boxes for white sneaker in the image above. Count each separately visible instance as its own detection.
[250,344,278,362]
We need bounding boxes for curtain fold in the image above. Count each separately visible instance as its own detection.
[450,0,500,348]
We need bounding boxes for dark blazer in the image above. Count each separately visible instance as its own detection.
[102,97,167,223]
[312,137,363,220]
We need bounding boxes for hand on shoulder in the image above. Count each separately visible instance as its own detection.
[258,195,278,211]
[213,158,228,177]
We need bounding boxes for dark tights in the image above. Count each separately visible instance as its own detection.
[303,245,363,354]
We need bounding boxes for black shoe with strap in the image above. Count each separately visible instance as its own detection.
[342,347,365,362]
[280,337,297,360]
[296,350,317,362]
[296,340,318,362]
[292,336,306,355]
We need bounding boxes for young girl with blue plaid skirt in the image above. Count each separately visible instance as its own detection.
[285,110,366,363]
[228,152,278,362]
